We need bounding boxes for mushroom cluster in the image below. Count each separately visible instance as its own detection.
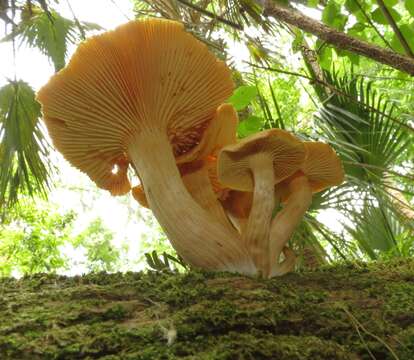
[37,19,344,278]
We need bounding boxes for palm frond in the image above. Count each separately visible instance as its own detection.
[0,80,53,213]
[304,214,356,261]
[317,73,411,181]
[342,199,408,260]
[314,72,413,257]
[2,5,101,71]
[290,220,329,269]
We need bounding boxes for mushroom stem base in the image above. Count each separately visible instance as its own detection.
[243,154,275,277]
[269,176,312,275]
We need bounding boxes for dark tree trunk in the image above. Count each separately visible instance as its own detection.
[0,259,413,359]
[263,2,414,76]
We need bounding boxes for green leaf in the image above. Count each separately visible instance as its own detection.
[227,86,258,111]
[322,1,337,25]
[390,24,414,55]
[0,80,53,211]
[336,49,360,65]
[406,0,414,17]
[237,115,264,137]
[384,0,398,6]
[0,8,98,72]
[322,1,347,30]
[344,201,399,257]
[344,0,359,14]
[0,201,77,275]
[347,22,367,40]
[348,22,366,33]
[318,46,333,70]
[307,0,319,8]
[274,0,289,5]
[371,7,401,25]
[317,72,411,183]
[292,32,304,54]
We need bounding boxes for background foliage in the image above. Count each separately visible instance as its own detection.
[0,0,413,276]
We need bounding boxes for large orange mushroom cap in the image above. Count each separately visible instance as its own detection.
[37,19,234,195]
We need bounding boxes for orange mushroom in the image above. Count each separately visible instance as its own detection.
[276,142,344,202]
[37,19,254,273]
[131,103,238,233]
[131,185,149,208]
[269,141,344,277]
[218,129,306,276]
[219,190,253,232]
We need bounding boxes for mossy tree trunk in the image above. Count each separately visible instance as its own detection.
[0,259,413,359]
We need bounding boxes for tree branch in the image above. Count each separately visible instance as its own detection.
[262,2,414,76]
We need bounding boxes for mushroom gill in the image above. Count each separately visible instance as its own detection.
[37,19,254,274]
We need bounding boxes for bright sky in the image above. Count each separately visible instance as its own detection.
[0,1,345,274]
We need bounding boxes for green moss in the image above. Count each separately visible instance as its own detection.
[0,258,413,359]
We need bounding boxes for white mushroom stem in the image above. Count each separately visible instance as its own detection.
[243,154,275,277]
[269,175,312,275]
[182,166,239,236]
[128,130,255,274]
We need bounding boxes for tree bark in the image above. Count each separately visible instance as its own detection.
[263,2,414,76]
[1,259,413,359]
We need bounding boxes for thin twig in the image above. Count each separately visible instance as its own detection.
[340,305,400,360]
[375,0,414,58]
[343,161,414,182]
[353,0,392,50]
[65,0,85,40]
[176,0,243,30]
[354,74,414,82]
[108,0,131,21]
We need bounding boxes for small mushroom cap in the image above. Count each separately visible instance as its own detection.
[204,155,230,200]
[176,103,239,199]
[179,155,229,200]
[177,103,238,164]
[277,141,344,201]
[218,129,306,191]
[131,185,150,208]
[37,19,234,195]
[302,142,344,192]
[221,190,253,219]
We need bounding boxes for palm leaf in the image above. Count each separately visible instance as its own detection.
[342,199,408,260]
[2,6,101,71]
[302,214,356,261]
[0,80,53,213]
[315,71,413,256]
[316,74,411,181]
